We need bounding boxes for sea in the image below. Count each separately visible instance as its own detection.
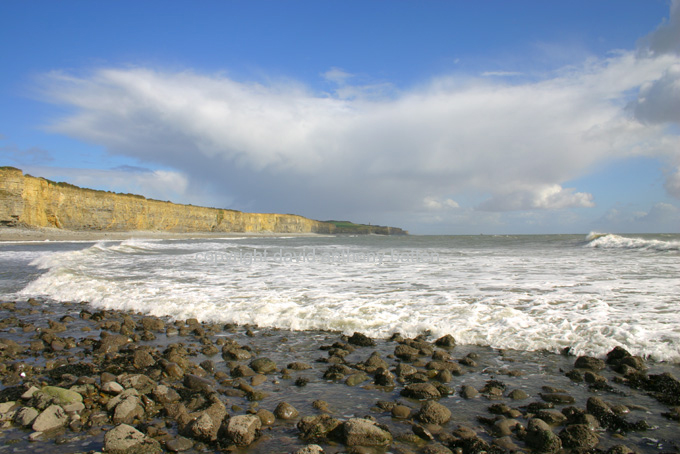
[1,232,679,363]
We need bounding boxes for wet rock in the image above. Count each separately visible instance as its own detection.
[395,363,418,378]
[345,372,369,387]
[104,423,162,454]
[181,400,226,442]
[508,389,528,400]
[32,404,68,432]
[426,360,462,375]
[460,385,478,399]
[405,383,442,401]
[434,334,456,348]
[224,414,261,446]
[348,332,376,347]
[359,351,389,373]
[607,444,637,454]
[95,333,131,354]
[140,316,165,332]
[341,417,392,446]
[297,414,342,441]
[525,418,562,453]
[645,372,680,405]
[165,436,194,452]
[391,405,411,419]
[559,424,599,449]
[374,368,395,386]
[586,397,644,432]
[274,401,299,420]
[422,443,454,454]
[416,400,451,425]
[288,361,312,370]
[574,356,605,371]
[14,406,39,426]
[133,349,156,369]
[535,409,567,426]
[493,418,522,436]
[293,445,325,454]
[222,345,252,361]
[184,374,215,394]
[249,357,277,374]
[395,344,420,361]
[540,392,575,404]
[231,364,256,378]
[256,408,275,425]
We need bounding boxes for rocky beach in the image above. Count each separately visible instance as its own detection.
[0,298,678,454]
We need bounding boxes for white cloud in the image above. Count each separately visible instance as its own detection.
[630,64,680,125]
[34,13,680,231]
[481,71,523,77]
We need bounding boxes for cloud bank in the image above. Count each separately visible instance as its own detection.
[35,5,680,231]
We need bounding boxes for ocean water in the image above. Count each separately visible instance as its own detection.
[1,233,678,362]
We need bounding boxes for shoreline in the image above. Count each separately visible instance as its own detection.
[0,226,329,243]
[0,299,678,453]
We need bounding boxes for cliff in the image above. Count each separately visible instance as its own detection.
[0,167,407,235]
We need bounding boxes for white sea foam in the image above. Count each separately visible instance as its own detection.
[14,235,680,362]
[586,232,680,252]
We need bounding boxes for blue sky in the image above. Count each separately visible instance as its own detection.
[1,1,679,234]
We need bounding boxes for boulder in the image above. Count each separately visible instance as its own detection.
[274,401,299,420]
[297,414,342,441]
[559,424,599,449]
[525,418,562,453]
[416,400,451,425]
[249,357,277,374]
[401,383,441,399]
[32,404,68,432]
[224,414,261,446]
[341,418,392,446]
[104,423,162,454]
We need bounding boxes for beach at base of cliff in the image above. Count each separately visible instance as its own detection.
[0,226,327,242]
[0,299,679,454]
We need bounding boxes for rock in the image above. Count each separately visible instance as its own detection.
[38,386,83,405]
[222,346,252,361]
[395,363,418,377]
[374,368,395,386]
[348,332,376,346]
[434,334,456,347]
[401,383,441,400]
[102,381,124,395]
[293,445,325,454]
[559,424,599,449]
[417,400,451,425]
[249,357,277,374]
[112,393,144,424]
[133,349,156,369]
[607,444,637,454]
[165,436,194,452]
[586,397,641,432]
[140,316,165,332]
[14,406,39,426]
[540,392,575,404]
[460,385,478,399]
[508,389,528,400]
[422,443,454,454]
[297,414,342,441]
[287,362,312,370]
[606,346,632,363]
[256,408,275,425]
[224,414,261,446]
[535,409,567,426]
[152,384,180,403]
[574,356,605,371]
[394,344,420,361]
[95,333,131,354]
[493,418,521,436]
[525,418,562,453]
[250,374,266,386]
[104,423,162,454]
[391,405,411,419]
[341,418,392,446]
[345,372,369,387]
[32,404,68,432]
[274,401,299,420]
[183,374,215,393]
[230,364,256,378]
[0,401,18,421]
[182,401,226,442]
[118,374,155,395]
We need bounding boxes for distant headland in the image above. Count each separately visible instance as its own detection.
[0,167,407,236]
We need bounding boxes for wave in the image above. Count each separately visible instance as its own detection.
[585,232,680,252]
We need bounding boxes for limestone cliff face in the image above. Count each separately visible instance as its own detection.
[0,167,336,234]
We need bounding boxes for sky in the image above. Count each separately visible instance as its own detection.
[1,1,679,234]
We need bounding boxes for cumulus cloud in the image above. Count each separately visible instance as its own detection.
[642,0,680,56]
[34,24,680,228]
[631,64,680,125]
